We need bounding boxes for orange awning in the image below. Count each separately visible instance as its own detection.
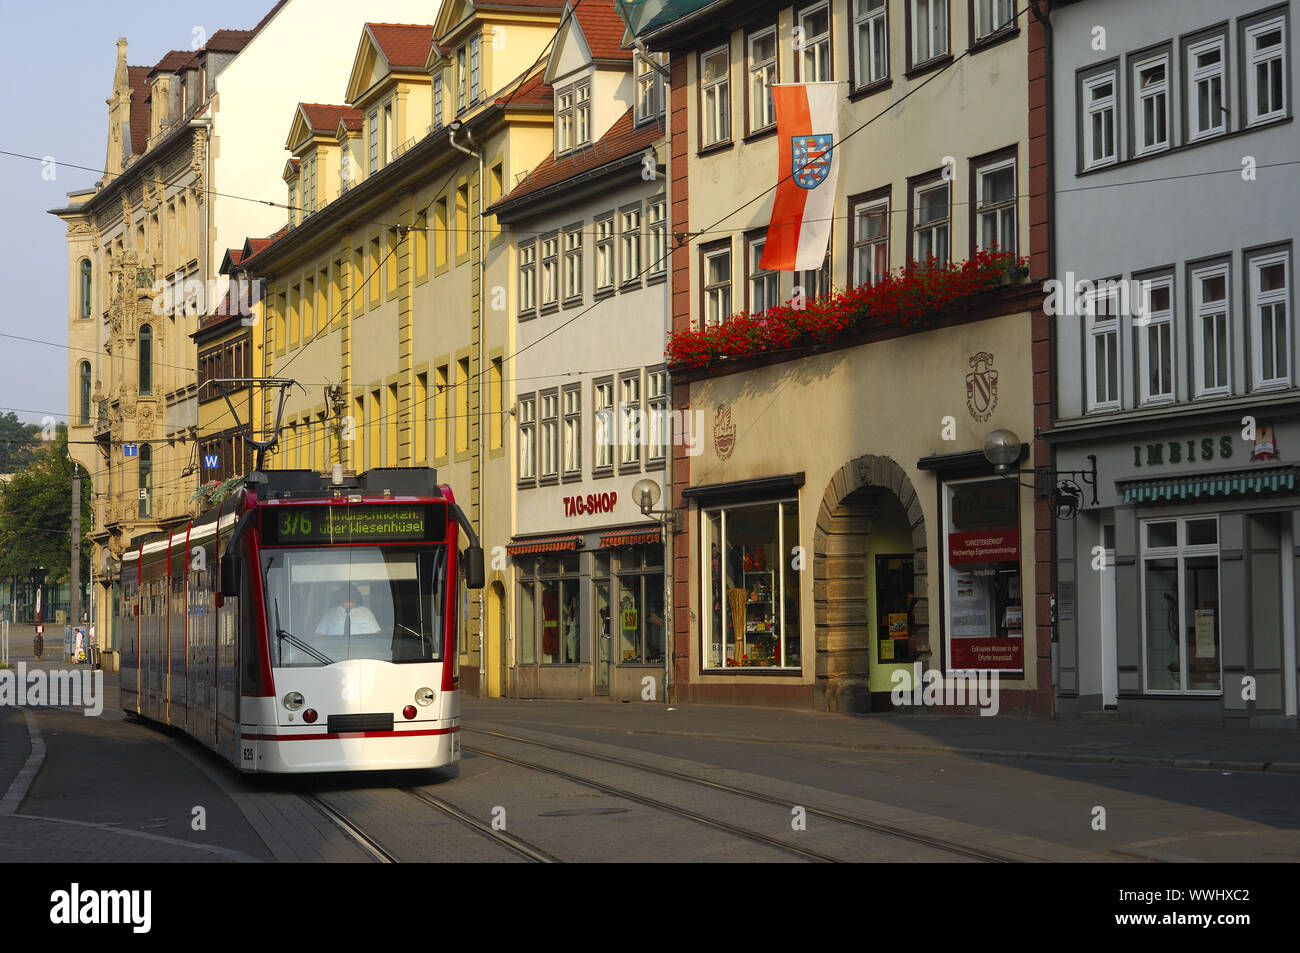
[506,536,583,556]
[598,529,662,549]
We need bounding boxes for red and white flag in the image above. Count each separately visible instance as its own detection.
[759,83,841,273]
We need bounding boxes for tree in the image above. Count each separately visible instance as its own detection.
[0,412,41,473]
[0,426,93,589]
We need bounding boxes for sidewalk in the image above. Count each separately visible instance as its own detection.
[461,696,1300,774]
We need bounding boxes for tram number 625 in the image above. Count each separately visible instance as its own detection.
[242,745,255,764]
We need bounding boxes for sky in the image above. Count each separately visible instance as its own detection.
[0,0,283,425]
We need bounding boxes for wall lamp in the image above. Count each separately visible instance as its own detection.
[982,429,1098,520]
[632,478,682,534]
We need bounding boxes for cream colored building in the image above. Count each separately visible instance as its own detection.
[248,3,568,697]
[633,0,1055,713]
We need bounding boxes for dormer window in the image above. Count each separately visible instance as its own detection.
[368,108,379,173]
[469,36,480,106]
[556,80,591,154]
[635,52,667,124]
[288,178,298,226]
[433,73,444,130]
[384,99,394,161]
[302,154,316,215]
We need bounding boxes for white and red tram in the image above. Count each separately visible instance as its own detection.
[120,468,484,773]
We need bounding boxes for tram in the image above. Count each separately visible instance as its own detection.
[119,467,484,773]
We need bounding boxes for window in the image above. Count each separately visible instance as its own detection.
[457,46,467,112]
[434,363,449,460]
[647,201,668,277]
[138,324,153,396]
[415,372,428,463]
[414,211,428,280]
[635,51,667,124]
[541,234,559,307]
[911,0,949,67]
[616,546,665,665]
[517,554,581,664]
[1082,70,1118,170]
[974,0,1014,41]
[288,180,298,227]
[1192,264,1231,397]
[596,215,615,292]
[563,226,583,303]
[368,109,379,174]
[540,390,559,480]
[383,100,394,162]
[1133,54,1170,156]
[562,386,581,477]
[386,382,399,466]
[138,444,152,519]
[593,379,614,471]
[432,73,443,131]
[912,179,950,264]
[456,357,470,454]
[303,276,315,339]
[619,207,644,286]
[369,237,381,306]
[490,357,504,451]
[1142,518,1221,693]
[1137,277,1174,404]
[1187,36,1227,141]
[519,241,536,314]
[943,478,1023,674]
[798,3,832,82]
[748,27,778,133]
[853,0,888,90]
[620,373,641,469]
[974,156,1016,253]
[648,370,668,464]
[703,500,801,669]
[469,36,480,106]
[557,87,574,153]
[703,243,732,326]
[701,46,731,147]
[305,154,317,213]
[1085,284,1121,411]
[434,196,449,269]
[851,193,889,286]
[455,184,470,259]
[518,394,536,482]
[799,250,831,302]
[748,234,779,313]
[79,362,91,425]
[1245,16,1286,125]
[575,82,591,147]
[368,388,382,469]
[79,260,92,319]
[1250,252,1290,389]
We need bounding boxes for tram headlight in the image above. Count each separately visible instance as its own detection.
[415,687,435,707]
[283,691,305,711]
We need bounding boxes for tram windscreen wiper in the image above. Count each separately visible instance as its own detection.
[275,598,334,665]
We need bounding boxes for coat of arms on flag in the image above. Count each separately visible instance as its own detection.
[759,84,841,272]
[792,135,833,189]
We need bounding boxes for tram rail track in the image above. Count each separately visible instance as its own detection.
[465,727,1019,863]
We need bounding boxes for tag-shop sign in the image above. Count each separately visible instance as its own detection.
[564,492,618,517]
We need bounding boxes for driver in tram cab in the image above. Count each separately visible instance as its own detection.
[316,584,382,639]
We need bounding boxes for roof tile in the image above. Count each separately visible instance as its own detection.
[367,23,436,70]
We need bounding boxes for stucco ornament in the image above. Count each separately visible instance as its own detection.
[966,351,999,423]
[713,402,736,461]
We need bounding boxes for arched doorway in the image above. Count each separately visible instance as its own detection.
[486,581,506,698]
[813,455,928,713]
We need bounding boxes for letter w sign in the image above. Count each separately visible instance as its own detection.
[204,454,220,470]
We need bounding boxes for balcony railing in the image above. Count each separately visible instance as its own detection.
[616,0,716,37]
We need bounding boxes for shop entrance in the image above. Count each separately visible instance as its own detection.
[813,455,928,713]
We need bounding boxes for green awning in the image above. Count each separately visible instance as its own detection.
[1119,466,1296,504]
[616,0,717,37]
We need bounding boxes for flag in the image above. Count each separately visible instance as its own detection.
[759,83,841,272]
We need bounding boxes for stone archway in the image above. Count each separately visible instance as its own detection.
[813,455,929,713]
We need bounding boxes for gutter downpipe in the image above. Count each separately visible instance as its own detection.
[1030,0,1060,702]
[449,122,490,695]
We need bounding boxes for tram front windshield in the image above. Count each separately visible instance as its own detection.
[261,546,447,666]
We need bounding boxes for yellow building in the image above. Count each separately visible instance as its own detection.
[247,5,567,696]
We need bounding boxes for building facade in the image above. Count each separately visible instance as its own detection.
[633,0,1055,712]
[489,3,672,701]
[1047,0,1300,726]
[246,3,568,698]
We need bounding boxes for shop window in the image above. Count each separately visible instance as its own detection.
[518,554,581,665]
[943,477,1023,673]
[1142,518,1221,693]
[616,545,665,664]
[703,500,800,669]
[875,555,917,663]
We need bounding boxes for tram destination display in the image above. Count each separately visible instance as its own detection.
[261,503,448,545]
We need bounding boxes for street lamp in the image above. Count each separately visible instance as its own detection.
[632,478,682,533]
[981,429,1098,520]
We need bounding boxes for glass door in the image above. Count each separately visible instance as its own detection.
[595,579,611,694]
